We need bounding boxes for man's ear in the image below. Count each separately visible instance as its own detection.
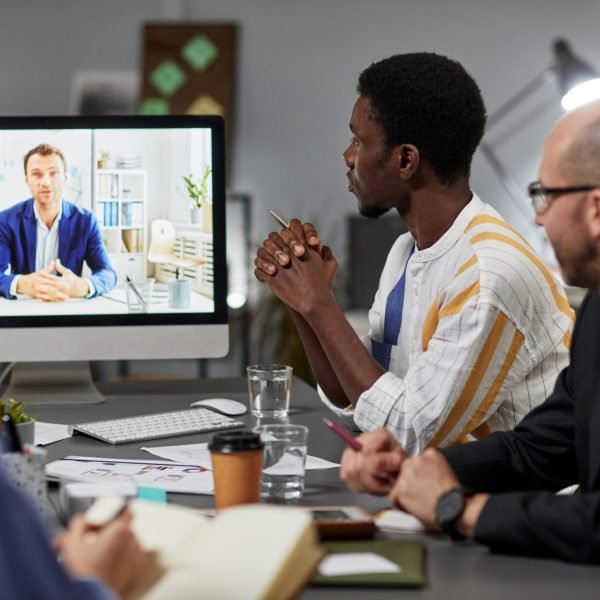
[586,189,600,240]
[396,144,420,180]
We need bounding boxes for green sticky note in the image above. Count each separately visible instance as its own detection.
[181,34,219,71]
[139,98,170,115]
[149,60,186,96]
[137,487,167,503]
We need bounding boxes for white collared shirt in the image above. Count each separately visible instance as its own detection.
[319,194,574,453]
[10,202,95,297]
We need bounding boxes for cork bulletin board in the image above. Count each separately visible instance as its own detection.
[140,23,237,153]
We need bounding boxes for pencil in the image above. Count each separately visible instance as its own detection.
[322,418,363,451]
[268,208,290,229]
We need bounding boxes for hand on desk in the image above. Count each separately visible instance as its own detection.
[388,448,489,536]
[254,219,338,315]
[55,510,157,597]
[16,259,89,301]
[341,429,489,537]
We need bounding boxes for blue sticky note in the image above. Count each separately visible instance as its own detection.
[137,487,167,503]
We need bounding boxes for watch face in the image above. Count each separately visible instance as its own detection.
[436,489,464,524]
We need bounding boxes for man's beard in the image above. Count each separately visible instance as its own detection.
[555,236,600,289]
[359,204,390,219]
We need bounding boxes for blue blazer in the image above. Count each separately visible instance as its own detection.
[0,199,117,299]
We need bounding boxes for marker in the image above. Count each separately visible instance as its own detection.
[322,418,363,451]
[2,414,23,453]
[268,208,290,229]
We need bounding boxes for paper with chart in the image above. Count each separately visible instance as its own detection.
[45,456,214,494]
[141,442,340,470]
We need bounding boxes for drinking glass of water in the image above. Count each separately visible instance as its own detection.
[246,365,293,418]
[253,424,308,502]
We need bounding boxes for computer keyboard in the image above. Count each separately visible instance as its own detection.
[70,408,245,445]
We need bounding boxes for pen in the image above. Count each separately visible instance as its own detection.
[2,414,23,453]
[125,275,147,308]
[322,418,363,451]
[268,208,290,229]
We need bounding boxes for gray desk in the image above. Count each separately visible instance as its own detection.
[35,377,600,599]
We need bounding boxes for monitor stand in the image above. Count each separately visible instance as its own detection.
[3,361,106,405]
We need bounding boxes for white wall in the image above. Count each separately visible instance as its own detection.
[1,0,599,267]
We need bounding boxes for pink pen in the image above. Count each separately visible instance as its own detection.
[322,418,363,451]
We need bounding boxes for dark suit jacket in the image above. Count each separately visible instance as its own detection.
[0,199,117,299]
[442,290,600,563]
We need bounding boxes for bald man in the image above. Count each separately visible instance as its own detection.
[340,101,600,563]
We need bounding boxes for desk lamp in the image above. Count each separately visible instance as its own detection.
[481,38,600,221]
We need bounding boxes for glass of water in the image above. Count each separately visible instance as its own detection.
[254,424,308,502]
[246,364,293,418]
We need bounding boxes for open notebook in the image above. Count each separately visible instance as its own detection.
[87,499,324,600]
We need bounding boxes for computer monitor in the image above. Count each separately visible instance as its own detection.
[0,115,228,404]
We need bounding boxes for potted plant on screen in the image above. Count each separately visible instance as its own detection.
[0,398,36,446]
[182,165,212,228]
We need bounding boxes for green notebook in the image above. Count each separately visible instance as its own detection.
[311,539,426,588]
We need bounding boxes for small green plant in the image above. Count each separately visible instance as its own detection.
[182,165,212,209]
[0,398,35,424]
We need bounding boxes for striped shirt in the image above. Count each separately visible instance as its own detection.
[319,194,574,453]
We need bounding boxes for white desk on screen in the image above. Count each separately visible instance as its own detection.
[0,288,214,316]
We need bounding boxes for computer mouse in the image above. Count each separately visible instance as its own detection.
[190,398,248,416]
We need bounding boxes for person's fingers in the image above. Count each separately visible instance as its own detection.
[281,226,306,257]
[254,254,276,276]
[369,452,403,476]
[321,245,334,261]
[254,268,270,283]
[289,219,307,244]
[67,514,87,537]
[262,240,290,266]
[40,260,55,273]
[55,259,66,274]
[36,285,69,302]
[302,222,321,249]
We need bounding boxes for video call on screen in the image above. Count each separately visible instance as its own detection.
[0,127,216,317]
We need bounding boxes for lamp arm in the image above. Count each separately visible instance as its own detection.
[479,141,536,225]
[487,67,556,130]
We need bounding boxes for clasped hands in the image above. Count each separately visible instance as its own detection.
[340,428,488,536]
[16,259,89,301]
[254,219,338,316]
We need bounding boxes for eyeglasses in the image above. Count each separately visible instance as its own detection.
[527,181,599,215]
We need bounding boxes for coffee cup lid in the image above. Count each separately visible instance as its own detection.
[208,430,264,453]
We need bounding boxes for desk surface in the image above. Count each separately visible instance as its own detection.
[34,376,600,599]
[0,286,213,315]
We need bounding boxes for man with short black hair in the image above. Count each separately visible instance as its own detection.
[340,101,600,563]
[0,143,117,301]
[254,52,572,452]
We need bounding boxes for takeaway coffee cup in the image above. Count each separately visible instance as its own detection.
[209,431,264,510]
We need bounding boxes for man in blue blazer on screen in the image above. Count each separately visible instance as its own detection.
[0,143,116,301]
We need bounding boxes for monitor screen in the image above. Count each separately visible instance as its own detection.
[0,115,228,371]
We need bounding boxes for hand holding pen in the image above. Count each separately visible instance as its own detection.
[255,209,329,277]
[338,427,406,496]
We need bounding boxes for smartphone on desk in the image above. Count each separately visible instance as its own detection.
[305,505,376,540]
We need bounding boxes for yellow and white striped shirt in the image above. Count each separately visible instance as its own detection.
[319,194,574,453]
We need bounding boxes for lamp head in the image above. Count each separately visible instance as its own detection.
[553,38,600,111]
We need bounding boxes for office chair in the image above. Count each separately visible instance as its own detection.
[147,219,204,273]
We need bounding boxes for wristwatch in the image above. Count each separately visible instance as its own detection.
[435,487,471,540]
